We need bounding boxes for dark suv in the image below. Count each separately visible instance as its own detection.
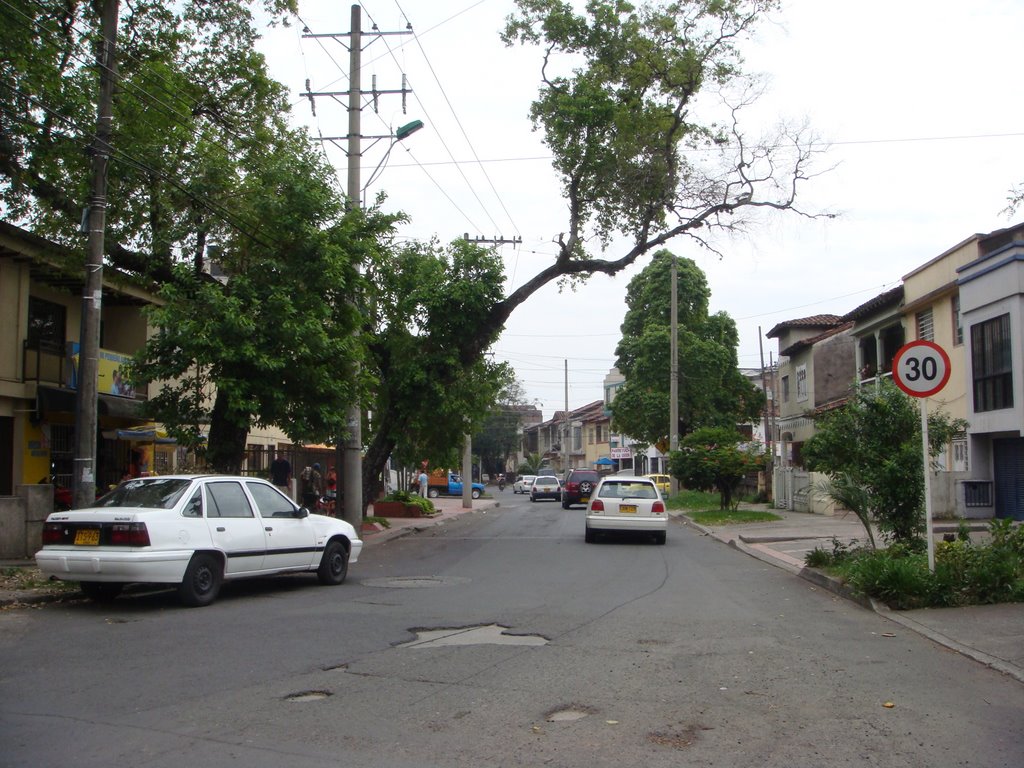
[561,469,600,509]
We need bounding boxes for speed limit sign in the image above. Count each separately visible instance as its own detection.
[892,340,951,398]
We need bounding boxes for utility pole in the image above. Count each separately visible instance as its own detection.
[302,5,413,528]
[759,326,773,497]
[563,360,570,474]
[669,253,679,495]
[74,0,119,509]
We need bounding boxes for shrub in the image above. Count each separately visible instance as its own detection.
[379,490,435,515]
[844,550,933,610]
[845,529,1024,609]
[804,537,856,568]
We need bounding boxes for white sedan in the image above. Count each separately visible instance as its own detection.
[513,475,536,494]
[35,475,362,607]
[584,475,667,545]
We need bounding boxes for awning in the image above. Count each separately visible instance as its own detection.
[101,426,176,444]
[37,386,146,420]
[594,457,615,466]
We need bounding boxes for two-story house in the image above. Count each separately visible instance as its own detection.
[956,225,1024,520]
[0,222,159,497]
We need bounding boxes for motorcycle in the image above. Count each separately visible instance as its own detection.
[318,490,337,517]
[497,477,506,492]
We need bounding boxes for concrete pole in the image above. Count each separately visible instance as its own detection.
[462,433,472,509]
[74,0,119,508]
[564,360,570,474]
[669,253,679,495]
[341,3,363,528]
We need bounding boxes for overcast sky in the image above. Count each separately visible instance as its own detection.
[258,0,1024,419]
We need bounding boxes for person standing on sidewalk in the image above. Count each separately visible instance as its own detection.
[301,463,324,510]
[418,469,429,498]
[270,453,292,495]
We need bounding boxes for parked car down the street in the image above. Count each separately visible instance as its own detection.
[530,475,561,502]
[585,475,667,545]
[34,475,362,607]
[645,473,671,495]
[513,475,537,494]
[561,468,600,508]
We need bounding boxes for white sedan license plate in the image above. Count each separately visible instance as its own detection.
[619,504,637,514]
[75,529,101,545]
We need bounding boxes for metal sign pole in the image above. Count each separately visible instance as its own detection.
[921,396,935,572]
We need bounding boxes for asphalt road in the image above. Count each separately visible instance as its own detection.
[1,492,1022,767]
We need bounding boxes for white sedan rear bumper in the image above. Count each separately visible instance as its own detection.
[585,515,667,532]
[35,549,193,584]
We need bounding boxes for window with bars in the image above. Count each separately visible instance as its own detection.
[916,308,934,341]
[971,314,1013,412]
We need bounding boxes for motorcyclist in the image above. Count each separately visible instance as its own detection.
[497,474,506,491]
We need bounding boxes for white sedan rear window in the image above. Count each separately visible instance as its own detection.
[599,482,657,499]
[92,478,192,509]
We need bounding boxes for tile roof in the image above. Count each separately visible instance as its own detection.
[842,285,904,322]
[765,314,844,339]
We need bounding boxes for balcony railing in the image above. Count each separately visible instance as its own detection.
[23,339,67,387]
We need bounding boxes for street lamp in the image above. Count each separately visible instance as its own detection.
[361,120,424,204]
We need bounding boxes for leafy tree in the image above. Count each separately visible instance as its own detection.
[802,380,967,546]
[611,250,764,444]
[133,142,398,472]
[359,236,511,504]
[669,426,765,509]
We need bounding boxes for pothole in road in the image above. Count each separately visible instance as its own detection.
[545,704,597,722]
[284,690,332,702]
[362,576,469,589]
[396,623,549,648]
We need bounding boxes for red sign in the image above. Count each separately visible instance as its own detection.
[892,341,951,398]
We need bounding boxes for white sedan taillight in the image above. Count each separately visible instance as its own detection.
[110,523,151,546]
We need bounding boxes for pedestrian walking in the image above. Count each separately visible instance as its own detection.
[418,469,429,498]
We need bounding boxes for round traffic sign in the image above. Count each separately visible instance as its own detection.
[892,340,951,397]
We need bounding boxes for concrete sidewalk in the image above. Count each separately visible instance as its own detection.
[680,506,1024,684]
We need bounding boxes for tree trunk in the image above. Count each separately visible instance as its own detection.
[206,389,251,474]
[361,415,398,514]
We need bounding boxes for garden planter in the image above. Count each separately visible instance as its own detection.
[372,501,423,518]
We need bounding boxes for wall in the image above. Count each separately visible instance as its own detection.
[812,329,856,408]
[0,484,51,558]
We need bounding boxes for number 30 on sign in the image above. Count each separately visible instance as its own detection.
[892,340,951,398]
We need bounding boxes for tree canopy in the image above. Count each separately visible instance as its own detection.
[610,250,764,445]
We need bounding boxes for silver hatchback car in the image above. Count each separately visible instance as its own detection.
[584,475,667,544]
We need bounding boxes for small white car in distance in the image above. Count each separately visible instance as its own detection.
[513,475,537,494]
[35,475,362,607]
[585,475,667,545]
[530,475,561,502]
